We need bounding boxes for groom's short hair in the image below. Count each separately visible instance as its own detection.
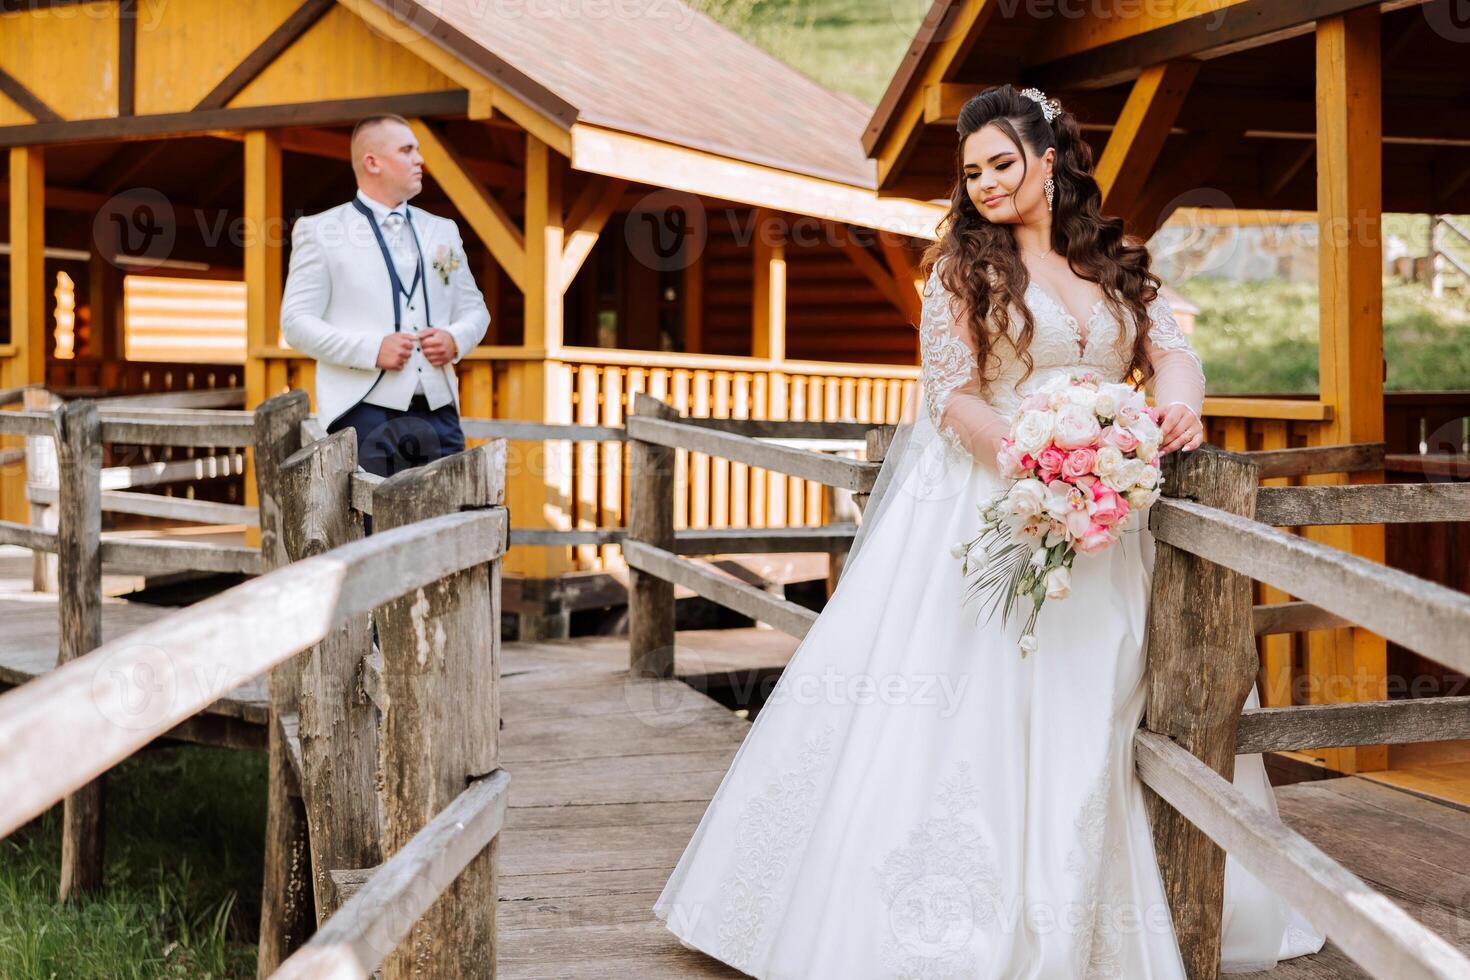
[350,114,412,178]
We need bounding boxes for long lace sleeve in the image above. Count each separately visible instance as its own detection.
[919,267,1012,463]
[1142,290,1206,421]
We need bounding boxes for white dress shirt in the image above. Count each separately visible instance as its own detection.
[354,189,454,410]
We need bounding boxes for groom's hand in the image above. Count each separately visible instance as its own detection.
[376,333,415,371]
[419,327,458,367]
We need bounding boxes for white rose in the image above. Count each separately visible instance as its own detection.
[1127,413,1160,444]
[1135,464,1161,489]
[1092,391,1117,419]
[1045,565,1071,600]
[1127,488,1156,510]
[1135,436,1160,463]
[1013,411,1055,456]
[1018,633,1039,657]
[1120,458,1150,489]
[1029,546,1048,568]
[1094,446,1124,477]
[1064,385,1098,411]
[1052,405,1102,450]
[950,541,970,559]
[1007,478,1048,519]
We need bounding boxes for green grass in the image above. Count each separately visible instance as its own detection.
[1178,276,1470,394]
[0,746,267,979]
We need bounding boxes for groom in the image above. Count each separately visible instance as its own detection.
[281,113,490,480]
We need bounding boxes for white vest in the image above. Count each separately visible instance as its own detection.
[280,198,491,427]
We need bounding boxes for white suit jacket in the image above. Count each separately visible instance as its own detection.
[280,199,491,427]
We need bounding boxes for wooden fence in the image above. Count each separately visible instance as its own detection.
[0,390,512,978]
[623,399,1470,979]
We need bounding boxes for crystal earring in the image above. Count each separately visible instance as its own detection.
[1044,175,1055,212]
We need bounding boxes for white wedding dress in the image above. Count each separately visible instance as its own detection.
[652,263,1327,978]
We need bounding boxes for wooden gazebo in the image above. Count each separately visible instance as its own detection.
[0,0,943,599]
[864,0,1470,790]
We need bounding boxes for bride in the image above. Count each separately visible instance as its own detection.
[652,83,1326,978]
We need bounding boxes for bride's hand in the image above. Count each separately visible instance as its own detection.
[1158,403,1204,454]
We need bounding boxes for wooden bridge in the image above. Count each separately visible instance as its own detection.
[2,388,1470,979]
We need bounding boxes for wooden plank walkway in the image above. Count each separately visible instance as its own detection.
[3,583,1468,976]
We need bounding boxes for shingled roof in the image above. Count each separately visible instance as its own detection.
[405,0,880,188]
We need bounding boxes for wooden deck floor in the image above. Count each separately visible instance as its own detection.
[3,586,1468,977]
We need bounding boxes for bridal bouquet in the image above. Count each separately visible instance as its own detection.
[950,372,1166,657]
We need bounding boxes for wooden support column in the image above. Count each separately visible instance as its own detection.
[751,208,786,361]
[87,250,125,362]
[54,399,104,899]
[374,442,505,980]
[253,391,314,976]
[244,130,284,551]
[1094,60,1199,218]
[280,429,380,924]
[1307,7,1387,775]
[1142,447,1261,980]
[4,147,45,524]
[503,135,573,587]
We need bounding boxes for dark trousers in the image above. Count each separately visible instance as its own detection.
[328,395,466,535]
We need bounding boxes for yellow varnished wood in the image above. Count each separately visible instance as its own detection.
[0,5,117,122]
[2,147,44,522]
[1095,60,1199,217]
[228,3,455,108]
[133,0,300,114]
[243,131,283,548]
[1303,9,1388,776]
[523,135,564,351]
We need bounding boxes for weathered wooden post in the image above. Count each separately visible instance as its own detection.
[832,423,895,589]
[628,393,679,678]
[374,441,507,979]
[253,390,313,975]
[279,428,380,924]
[24,387,57,592]
[53,398,103,899]
[1142,444,1260,980]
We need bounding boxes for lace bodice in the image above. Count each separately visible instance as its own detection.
[918,263,1205,462]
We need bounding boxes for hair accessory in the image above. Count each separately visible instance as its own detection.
[1018,86,1061,123]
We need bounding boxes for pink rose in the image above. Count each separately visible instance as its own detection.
[1036,446,1067,481]
[1021,392,1050,412]
[997,443,1029,479]
[1075,524,1115,554]
[1061,448,1097,481]
[1102,424,1139,454]
[1088,483,1128,527]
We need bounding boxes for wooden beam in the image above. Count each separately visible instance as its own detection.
[194,0,336,111]
[0,66,62,124]
[408,118,527,292]
[1025,0,1386,92]
[117,0,136,116]
[523,134,564,349]
[1236,698,1470,754]
[752,209,786,361]
[0,91,471,148]
[3,147,45,524]
[1126,129,1234,239]
[572,124,943,240]
[244,130,283,411]
[1245,441,1383,479]
[1255,482,1470,527]
[559,176,626,292]
[1306,6,1387,775]
[1094,61,1199,217]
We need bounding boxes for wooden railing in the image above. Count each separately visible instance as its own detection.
[0,389,511,978]
[622,402,1470,978]
[1138,444,1470,979]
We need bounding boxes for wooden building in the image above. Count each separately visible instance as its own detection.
[0,0,943,589]
[864,0,1470,791]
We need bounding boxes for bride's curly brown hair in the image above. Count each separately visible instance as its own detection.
[920,83,1164,396]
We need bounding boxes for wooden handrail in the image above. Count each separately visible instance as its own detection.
[1254,482,1470,525]
[0,507,506,839]
[270,769,512,980]
[1135,731,1470,980]
[1151,496,1470,673]
[626,415,879,492]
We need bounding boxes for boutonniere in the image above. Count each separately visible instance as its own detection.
[431,243,462,286]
